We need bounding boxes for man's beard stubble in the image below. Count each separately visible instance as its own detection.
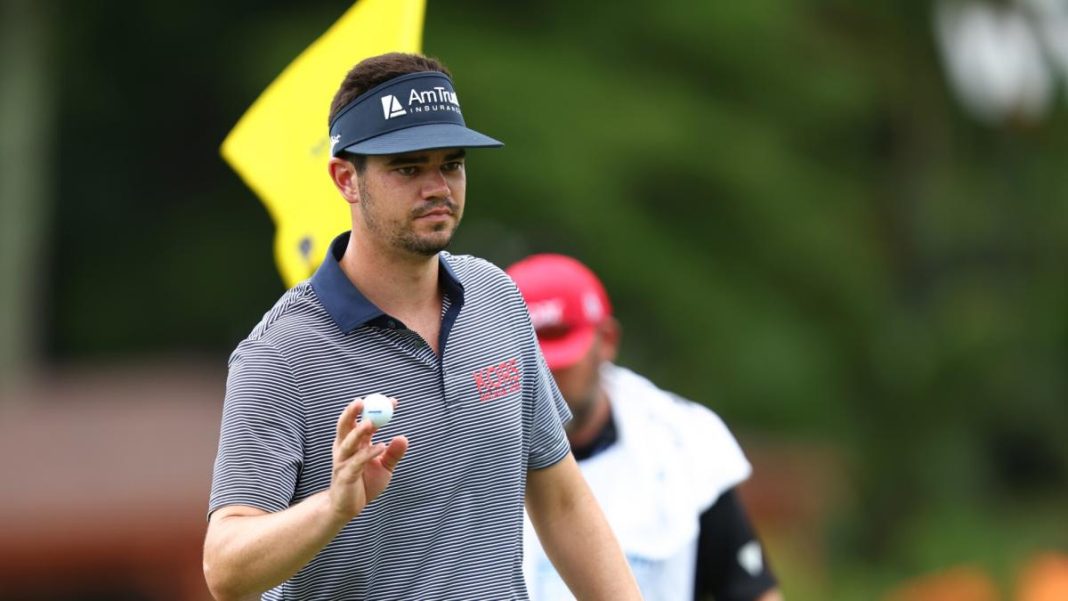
[358,181,461,257]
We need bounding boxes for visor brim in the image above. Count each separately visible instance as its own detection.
[339,123,503,156]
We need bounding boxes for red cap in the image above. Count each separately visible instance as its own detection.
[506,254,612,370]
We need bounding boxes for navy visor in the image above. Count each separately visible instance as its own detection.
[329,71,503,156]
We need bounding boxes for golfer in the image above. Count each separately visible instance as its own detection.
[204,53,641,600]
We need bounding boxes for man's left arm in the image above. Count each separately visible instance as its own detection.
[526,453,642,601]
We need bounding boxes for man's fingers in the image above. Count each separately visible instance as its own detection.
[335,442,387,481]
[380,436,409,473]
[335,398,363,442]
[336,417,376,458]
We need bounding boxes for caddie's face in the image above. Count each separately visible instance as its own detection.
[550,335,604,418]
[546,317,619,436]
[355,148,467,257]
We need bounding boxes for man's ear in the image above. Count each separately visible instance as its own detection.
[598,317,621,363]
[328,157,361,205]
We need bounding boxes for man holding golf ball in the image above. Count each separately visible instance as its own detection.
[204,53,640,601]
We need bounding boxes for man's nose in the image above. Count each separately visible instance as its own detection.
[421,169,450,198]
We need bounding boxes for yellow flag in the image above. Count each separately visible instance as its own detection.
[221,0,426,287]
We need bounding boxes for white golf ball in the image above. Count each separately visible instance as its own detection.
[361,393,393,428]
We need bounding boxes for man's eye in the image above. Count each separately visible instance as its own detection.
[442,161,464,172]
[396,166,418,176]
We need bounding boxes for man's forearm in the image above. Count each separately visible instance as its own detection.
[533,502,639,600]
[203,491,349,601]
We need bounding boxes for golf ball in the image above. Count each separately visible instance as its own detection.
[361,393,393,428]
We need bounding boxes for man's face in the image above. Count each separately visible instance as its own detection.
[354,148,467,257]
[544,316,619,437]
[550,334,605,423]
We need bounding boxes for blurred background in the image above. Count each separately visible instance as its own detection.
[1,0,1066,599]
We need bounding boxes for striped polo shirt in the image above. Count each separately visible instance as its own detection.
[209,233,572,600]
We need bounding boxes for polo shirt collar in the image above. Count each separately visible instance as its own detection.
[310,232,465,334]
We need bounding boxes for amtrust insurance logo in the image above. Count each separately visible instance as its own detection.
[381,86,462,120]
[380,95,407,119]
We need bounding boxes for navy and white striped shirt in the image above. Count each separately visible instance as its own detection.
[210,233,572,600]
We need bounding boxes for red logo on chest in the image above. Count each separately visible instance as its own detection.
[472,358,521,402]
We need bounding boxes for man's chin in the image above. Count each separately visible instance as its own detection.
[404,235,453,257]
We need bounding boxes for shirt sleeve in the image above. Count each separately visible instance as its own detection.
[521,317,572,470]
[208,338,305,517]
[693,488,778,601]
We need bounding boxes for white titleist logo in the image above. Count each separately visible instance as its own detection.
[381,95,407,119]
[528,299,565,330]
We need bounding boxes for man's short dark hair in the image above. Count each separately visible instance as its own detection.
[337,151,367,174]
[328,52,451,126]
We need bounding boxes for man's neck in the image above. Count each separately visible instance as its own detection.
[339,234,441,319]
[569,387,618,460]
[567,385,612,450]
